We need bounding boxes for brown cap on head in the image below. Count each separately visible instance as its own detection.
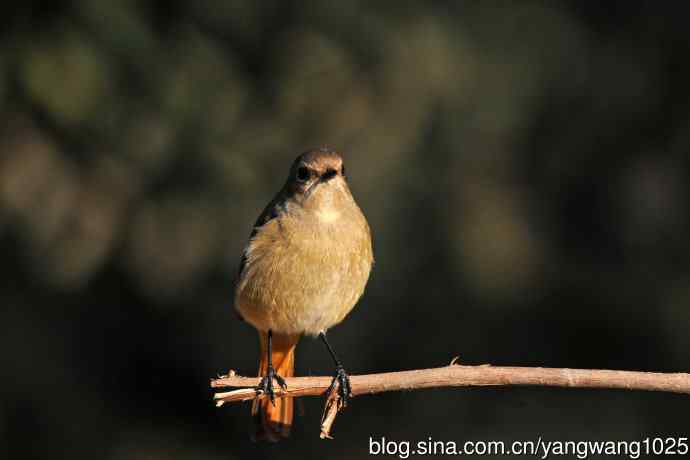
[292,147,343,175]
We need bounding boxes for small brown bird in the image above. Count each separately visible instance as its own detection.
[234,148,374,441]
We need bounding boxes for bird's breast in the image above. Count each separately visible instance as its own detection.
[314,208,340,223]
[235,205,373,336]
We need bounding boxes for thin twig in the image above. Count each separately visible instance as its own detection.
[319,393,341,440]
[212,364,690,438]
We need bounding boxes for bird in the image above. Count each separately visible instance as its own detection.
[234,148,374,442]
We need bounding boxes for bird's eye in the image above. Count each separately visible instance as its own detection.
[296,166,311,182]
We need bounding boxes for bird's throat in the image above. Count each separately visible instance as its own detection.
[315,208,341,223]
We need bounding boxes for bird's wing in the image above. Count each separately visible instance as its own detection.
[237,193,287,279]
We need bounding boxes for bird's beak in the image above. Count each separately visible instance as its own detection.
[304,169,339,199]
[319,169,338,183]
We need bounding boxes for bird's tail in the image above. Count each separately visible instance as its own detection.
[251,331,300,442]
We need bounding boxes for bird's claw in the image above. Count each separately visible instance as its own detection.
[325,365,351,407]
[256,366,287,406]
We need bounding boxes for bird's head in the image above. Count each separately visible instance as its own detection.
[286,147,349,197]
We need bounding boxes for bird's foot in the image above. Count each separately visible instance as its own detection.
[326,365,351,407]
[256,366,287,406]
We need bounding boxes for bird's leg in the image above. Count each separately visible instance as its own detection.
[256,329,287,405]
[319,331,351,406]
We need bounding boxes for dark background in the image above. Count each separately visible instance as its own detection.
[1,2,690,459]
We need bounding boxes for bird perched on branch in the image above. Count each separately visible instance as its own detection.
[234,148,374,441]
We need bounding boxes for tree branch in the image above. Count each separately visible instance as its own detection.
[211,364,690,438]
